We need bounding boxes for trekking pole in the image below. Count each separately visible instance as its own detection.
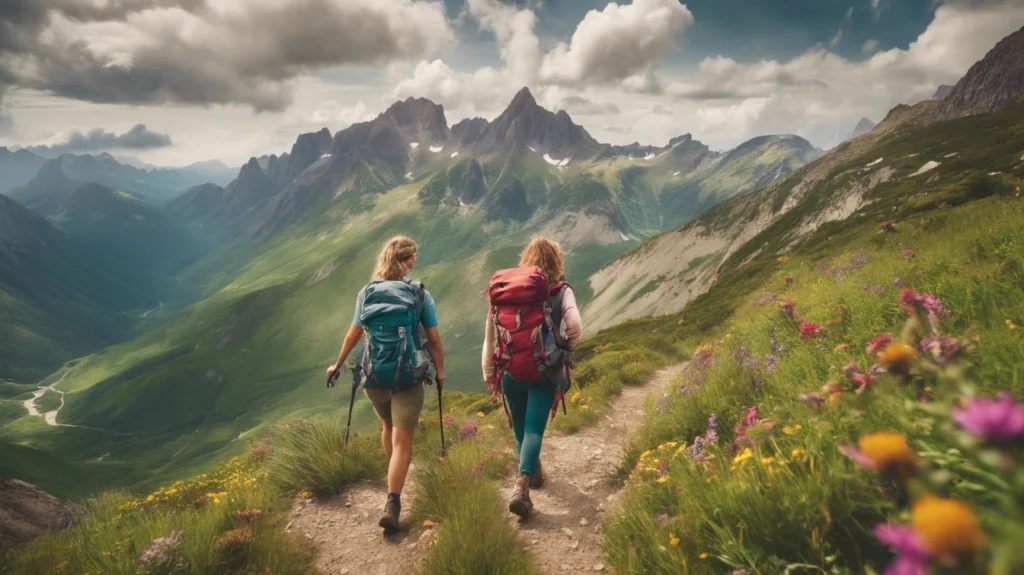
[345,365,362,446]
[436,381,446,457]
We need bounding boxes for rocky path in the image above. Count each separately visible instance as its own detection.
[22,369,75,427]
[499,363,685,574]
[286,472,430,575]
[287,363,683,575]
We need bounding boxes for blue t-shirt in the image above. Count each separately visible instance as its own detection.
[352,286,439,329]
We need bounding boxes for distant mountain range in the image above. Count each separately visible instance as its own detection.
[0,148,47,194]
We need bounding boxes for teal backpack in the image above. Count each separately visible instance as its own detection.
[358,280,433,390]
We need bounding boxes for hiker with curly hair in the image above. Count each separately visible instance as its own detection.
[483,237,583,518]
[327,235,445,533]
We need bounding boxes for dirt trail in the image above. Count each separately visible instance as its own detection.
[286,471,430,575]
[287,364,683,575]
[499,363,685,574]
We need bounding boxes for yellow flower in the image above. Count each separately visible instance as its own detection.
[732,448,753,465]
[912,495,986,558]
[777,256,791,262]
[669,534,680,547]
[791,448,805,458]
[1007,319,1018,330]
[640,450,654,460]
[477,411,486,418]
[656,476,669,484]
[782,425,801,435]
[877,341,917,375]
[705,475,716,484]
[423,520,434,528]
[858,431,916,477]
[760,456,776,466]
[833,343,850,352]
[829,392,842,403]
[699,553,709,560]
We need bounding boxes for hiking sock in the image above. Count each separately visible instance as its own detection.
[387,492,401,508]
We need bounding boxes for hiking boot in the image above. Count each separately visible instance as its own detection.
[528,462,545,488]
[509,475,533,519]
[379,497,401,533]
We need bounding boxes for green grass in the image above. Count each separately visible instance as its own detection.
[34,390,61,414]
[599,190,1024,573]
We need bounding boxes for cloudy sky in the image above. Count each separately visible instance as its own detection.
[1,0,1022,167]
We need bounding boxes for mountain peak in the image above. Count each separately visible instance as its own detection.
[379,97,449,143]
[510,87,537,109]
[936,25,1024,119]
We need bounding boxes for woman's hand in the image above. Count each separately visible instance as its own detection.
[427,368,446,391]
[486,376,500,402]
[326,363,341,385]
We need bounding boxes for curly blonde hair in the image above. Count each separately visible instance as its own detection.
[373,236,418,281]
[519,237,565,284]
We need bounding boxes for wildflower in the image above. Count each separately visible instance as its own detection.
[217,528,255,555]
[833,343,849,351]
[874,523,932,575]
[779,300,797,318]
[791,448,805,458]
[761,456,776,465]
[783,275,793,288]
[139,530,183,566]
[799,322,821,339]
[952,392,1024,441]
[894,277,904,288]
[656,476,669,484]
[919,336,960,365]
[423,520,434,528]
[881,220,897,232]
[899,289,946,333]
[764,354,778,374]
[705,475,716,483]
[841,431,916,479]
[878,341,917,375]
[476,411,486,418]
[778,256,791,262]
[640,450,654,460]
[864,284,886,293]
[911,496,986,560]
[866,333,894,355]
[756,294,778,306]
[686,414,718,462]
[1008,319,1019,330]
[798,392,825,410]
[900,249,915,258]
[232,509,262,524]
[459,421,479,439]
[669,534,680,547]
[699,553,709,559]
[733,448,753,465]
[782,425,801,435]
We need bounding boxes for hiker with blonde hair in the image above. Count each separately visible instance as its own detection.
[483,237,583,518]
[327,235,445,533]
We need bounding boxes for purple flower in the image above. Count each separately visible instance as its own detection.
[952,392,1024,441]
[459,421,478,439]
[757,294,778,306]
[839,445,877,470]
[919,336,960,365]
[769,329,787,355]
[899,289,946,334]
[764,354,778,374]
[894,277,904,288]
[874,524,931,575]
[751,375,762,391]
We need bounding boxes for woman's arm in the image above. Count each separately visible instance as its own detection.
[326,325,364,383]
[423,326,445,390]
[561,287,583,350]
[482,311,499,399]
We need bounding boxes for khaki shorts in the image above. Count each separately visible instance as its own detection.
[364,384,425,431]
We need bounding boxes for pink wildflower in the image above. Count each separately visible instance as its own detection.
[799,322,821,339]
[901,249,915,258]
[881,220,897,232]
[874,524,932,575]
[867,334,895,355]
[459,421,478,439]
[952,392,1024,442]
[779,300,797,318]
[783,275,793,288]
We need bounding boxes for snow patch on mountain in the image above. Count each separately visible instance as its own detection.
[909,161,940,177]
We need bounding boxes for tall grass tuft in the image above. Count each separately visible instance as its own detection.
[265,416,387,497]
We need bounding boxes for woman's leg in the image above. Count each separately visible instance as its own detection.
[501,374,529,462]
[518,383,556,477]
[381,419,394,459]
[388,427,414,494]
[387,384,425,495]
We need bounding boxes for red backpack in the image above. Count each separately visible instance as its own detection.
[488,267,573,417]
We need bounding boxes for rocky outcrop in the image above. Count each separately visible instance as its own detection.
[936,25,1024,119]
[473,88,603,159]
[378,97,450,144]
[449,117,489,148]
[848,118,876,140]
[0,479,77,550]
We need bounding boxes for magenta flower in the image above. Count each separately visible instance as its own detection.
[744,406,760,427]
[799,322,821,339]
[899,289,946,334]
[779,300,797,318]
[867,334,895,355]
[881,220,897,232]
[783,275,793,288]
[952,392,1024,442]
[894,277,904,288]
[874,524,932,575]
[459,421,479,439]
[839,445,876,470]
[919,336,960,365]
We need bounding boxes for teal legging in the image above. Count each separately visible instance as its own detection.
[502,374,556,477]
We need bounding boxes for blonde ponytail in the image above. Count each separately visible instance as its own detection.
[372,236,418,281]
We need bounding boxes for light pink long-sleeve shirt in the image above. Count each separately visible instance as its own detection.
[481,284,583,381]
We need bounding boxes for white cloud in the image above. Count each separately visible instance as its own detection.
[862,38,880,54]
